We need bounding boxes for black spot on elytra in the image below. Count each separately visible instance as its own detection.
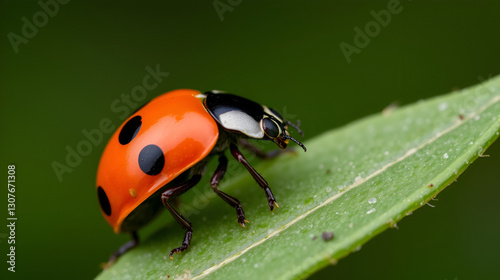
[97,186,111,216]
[119,115,142,145]
[138,144,165,175]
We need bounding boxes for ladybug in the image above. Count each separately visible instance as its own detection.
[96,89,306,265]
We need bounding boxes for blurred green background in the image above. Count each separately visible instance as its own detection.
[1,0,499,279]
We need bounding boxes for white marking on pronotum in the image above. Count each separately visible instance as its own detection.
[219,110,264,138]
[192,94,500,279]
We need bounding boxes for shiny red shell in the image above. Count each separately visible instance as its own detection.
[96,89,219,233]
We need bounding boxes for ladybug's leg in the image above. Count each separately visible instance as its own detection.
[210,155,248,227]
[230,143,278,211]
[161,175,202,259]
[104,231,139,268]
[238,139,286,159]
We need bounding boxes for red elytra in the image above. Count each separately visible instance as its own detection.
[96,88,307,265]
[96,89,219,233]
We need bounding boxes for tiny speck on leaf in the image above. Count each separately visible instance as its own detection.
[428,184,434,188]
[458,114,464,120]
[321,231,334,241]
[312,236,318,240]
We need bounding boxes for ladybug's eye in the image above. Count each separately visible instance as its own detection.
[97,186,112,216]
[262,118,281,139]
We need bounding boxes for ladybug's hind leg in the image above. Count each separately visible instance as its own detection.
[103,231,139,269]
[161,175,202,259]
[210,155,248,227]
[230,143,279,211]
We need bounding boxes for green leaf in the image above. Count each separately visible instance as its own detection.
[96,76,500,280]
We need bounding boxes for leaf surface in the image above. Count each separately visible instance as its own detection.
[97,76,500,280]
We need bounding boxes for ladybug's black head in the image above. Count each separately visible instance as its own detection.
[202,91,307,152]
[261,114,306,151]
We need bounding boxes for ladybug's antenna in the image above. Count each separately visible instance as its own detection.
[285,120,304,137]
[283,134,307,152]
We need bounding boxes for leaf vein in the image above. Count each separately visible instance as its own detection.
[192,93,500,279]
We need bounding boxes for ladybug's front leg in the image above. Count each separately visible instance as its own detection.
[161,175,202,259]
[210,155,249,227]
[229,143,279,211]
[238,139,286,159]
